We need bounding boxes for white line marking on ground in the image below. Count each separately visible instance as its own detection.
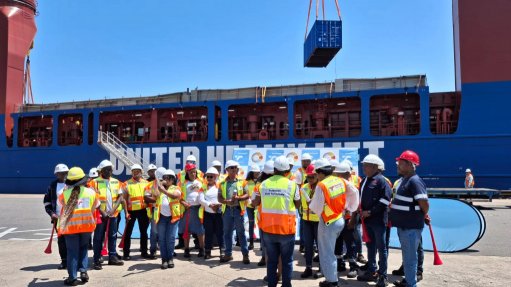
[9,228,51,234]
[8,237,50,241]
[0,228,17,238]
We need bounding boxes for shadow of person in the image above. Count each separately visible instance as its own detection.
[226,276,265,287]
[20,264,60,272]
[27,278,84,286]
[122,263,157,277]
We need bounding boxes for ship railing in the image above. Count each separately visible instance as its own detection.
[97,131,150,176]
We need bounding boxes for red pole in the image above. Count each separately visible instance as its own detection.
[428,224,443,265]
[44,222,56,254]
[101,219,110,256]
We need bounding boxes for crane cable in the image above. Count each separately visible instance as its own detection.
[305,0,342,41]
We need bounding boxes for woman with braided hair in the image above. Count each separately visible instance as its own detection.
[58,167,99,286]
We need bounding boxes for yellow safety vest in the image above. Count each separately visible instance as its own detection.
[125,178,148,211]
[300,183,319,222]
[220,179,246,215]
[153,185,182,224]
[58,186,96,235]
[259,175,297,235]
[317,175,346,225]
[243,179,257,208]
[93,177,122,217]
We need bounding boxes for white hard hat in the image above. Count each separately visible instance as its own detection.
[465,168,471,173]
[225,160,239,169]
[342,160,354,169]
[377,158,385,171]
[88,167,98,178]
[314,158,332,171]
[205,167,220,175]
[274,155,290,171]
[164,169,176,177]
[301,153,312,161]
[131,164,143,171]
[97,159,113,170]
[335,161,351,173]
[155,167,167,180]
[362,154,382,166]
[329,159,340,169]
[54,163,69,174]
[147,164,157,171]
[211,160,222,167]
[248,164,261,173]
[186,155,197,162]
[287,157,296,166]
[263,160,274,174]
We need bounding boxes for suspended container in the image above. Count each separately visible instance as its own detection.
[304,20,342,67]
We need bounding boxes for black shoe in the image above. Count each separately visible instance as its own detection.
[198,248,205,258]
[417,272,423,282]
[168,259,175,268]
[313,254,320,262]
[347,267,358,278]
[337,261,347,272]
[359,263,369,271]
[116,254,122,260]
[204,250,212,259]
[393,279,407,287]
[220,255,233,263]
[301,267,313,278]
[184,248,191,258]
[299,245,305,253]
[93,262,102,270]
[392,265,404,276]
[108,257,124,266]
[98,257,104,264]
[357,271,378,282]
[141,253,152,259]
[122,255,131,261]
[147,252,156,260]
[357,253,368,264]
[248,243,254,250]
[242,255,250,264]
[314,271,324,279]
[161,261,168,270]
[58,261,67,270]
[319,280,338,287]
[257,256,266,266]
[376,275,388,287]
[64,278,78,286]
[80,272,89,283]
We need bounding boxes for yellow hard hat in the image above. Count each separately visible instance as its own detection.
[67,167,86,181]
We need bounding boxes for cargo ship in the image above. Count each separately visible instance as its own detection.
[1,0,510,193]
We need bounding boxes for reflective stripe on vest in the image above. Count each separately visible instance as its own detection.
[220,179,246,215]
[300,183,319,222]
[318,176,347,226]
[126,178,148,211]
[259,175,297,235]
[154,185,182,224]
[94,177,121,217]
[244,179,256,208]
[58,186,96,235]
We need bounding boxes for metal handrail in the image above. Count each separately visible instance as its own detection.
[97,131,147,169]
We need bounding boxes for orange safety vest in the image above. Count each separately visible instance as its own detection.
[58,186,97,235]
[258,175,298,235]
[317,175,347,225]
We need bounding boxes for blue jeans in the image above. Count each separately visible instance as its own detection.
[302,220,319,268]
[65,232,91,280]
[246,207,256,243]
[318,217,344,283]
[263,232,295,287]
[157,214,178,261]
[93,216,118,262]
[150,217,158,254]
[366,222,388,278]
[222,206,248,256]
[204,211,224,251]
[398,228,423,287]
[354,223,363,255]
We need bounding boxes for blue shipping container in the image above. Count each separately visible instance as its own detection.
[304,20,342,67]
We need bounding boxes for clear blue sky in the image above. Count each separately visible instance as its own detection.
[30,0,454,103]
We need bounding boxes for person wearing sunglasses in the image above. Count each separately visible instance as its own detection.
[201,167,225,259]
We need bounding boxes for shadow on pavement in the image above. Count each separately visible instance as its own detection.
[27,278,82,286]
[226,277,264,287]
[20,264,59,272]
[122,263,156,277]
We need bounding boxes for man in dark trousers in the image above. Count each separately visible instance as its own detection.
[43,163,69,269]
[356,154,392,287]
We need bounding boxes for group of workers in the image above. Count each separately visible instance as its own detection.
[44,151,430,287]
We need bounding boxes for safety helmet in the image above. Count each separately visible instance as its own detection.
[274,156,290,171]
[342,160,354,170]
[287,157,296,166]
[301,153,312,161]
[185,163,196,171]
[335,161,351,173]
[248,164,261,173]
[67,167,86,181]
[130,164,143,171]
[395,150,420,166]
[377,158,385,171]
[205,167,220,175]
[225,160,239,169]
[305,164,316,175]
[155,167,167,180]
[314,158,332,171]
[88,168,99,178]
[97,159,113,170]
[147,164,157,171]
[465,169,471,173]
[54,163,69,174]
[362,154,383,166]
[186,155,197,163]
[163,169,176,177]
[211,160,222,167]
[263,160,274,174]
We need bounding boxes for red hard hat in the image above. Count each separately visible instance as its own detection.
[305,164,316,175]
[185,163,196,171]
[396,150,420,166]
